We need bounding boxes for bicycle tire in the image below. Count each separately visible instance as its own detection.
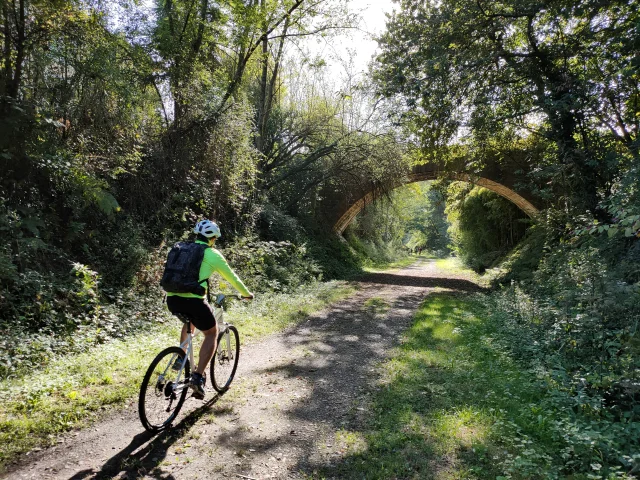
[211,325,240,393]
[139,346,190,431]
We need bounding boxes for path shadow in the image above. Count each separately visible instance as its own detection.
[359,272,483,292]
[193,289,452,476]
[72,261,482,478]
[67,394,225,480]
[299,292,516,478]
[222,290,503,478]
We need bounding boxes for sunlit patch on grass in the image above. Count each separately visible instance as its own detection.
[317,292,571,479]
[432,408,490,451]
[435,257,466,273]
[435,257,498,288]
[362,256,418,273]
[335,430,368,456]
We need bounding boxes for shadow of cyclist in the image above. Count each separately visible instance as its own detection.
[67,394,224,480]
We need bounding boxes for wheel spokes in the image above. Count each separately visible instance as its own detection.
[141,350,189,429]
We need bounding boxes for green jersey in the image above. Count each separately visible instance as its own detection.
[166,240,251,299]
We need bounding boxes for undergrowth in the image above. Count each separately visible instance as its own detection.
[0,236,335,380]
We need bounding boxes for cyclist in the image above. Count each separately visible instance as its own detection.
[161,220,253,399]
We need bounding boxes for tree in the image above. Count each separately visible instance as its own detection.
[374,0,640,212]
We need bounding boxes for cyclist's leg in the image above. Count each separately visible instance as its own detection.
[187,299,218,375]
[195,324,218,375]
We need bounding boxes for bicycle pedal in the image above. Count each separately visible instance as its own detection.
[190,391,205,400]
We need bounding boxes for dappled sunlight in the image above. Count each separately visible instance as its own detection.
[433,408,491,450]
[333,429,368,457]
[297,292,553,479]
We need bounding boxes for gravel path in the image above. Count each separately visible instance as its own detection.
[4,259,479,480]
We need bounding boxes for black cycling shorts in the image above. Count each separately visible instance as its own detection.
[166,296,216,332]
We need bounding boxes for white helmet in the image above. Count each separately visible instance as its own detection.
[194,219,221,238]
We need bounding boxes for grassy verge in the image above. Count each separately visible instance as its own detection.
[363,255,419,273]
[435,257,497,287]
[321,293,634,479]
[0,281,355,470]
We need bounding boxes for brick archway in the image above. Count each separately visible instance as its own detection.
[332,172,539,235]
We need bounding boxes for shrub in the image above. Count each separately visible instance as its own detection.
[484,215,640,476]
[299,234,360,280]
[258,204,307,244]
[446,185,529,272]
[221,238,322,292]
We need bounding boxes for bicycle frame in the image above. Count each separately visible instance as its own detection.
[157,297,231,394]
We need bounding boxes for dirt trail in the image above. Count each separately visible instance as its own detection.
[5,259,479,480]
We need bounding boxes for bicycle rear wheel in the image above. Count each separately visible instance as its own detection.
[139,346,190,431]
[211,325,239,393]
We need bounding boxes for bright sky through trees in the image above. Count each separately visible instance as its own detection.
[303,0,394,80]
[347,0,394,72]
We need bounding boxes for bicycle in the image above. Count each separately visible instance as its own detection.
[138,293,241,431]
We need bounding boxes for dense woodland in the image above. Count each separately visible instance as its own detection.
[1,0,639,476]
[0,0,410,348]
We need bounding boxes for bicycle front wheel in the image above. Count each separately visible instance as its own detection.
[139,346,190,431]
[211,325,239,393]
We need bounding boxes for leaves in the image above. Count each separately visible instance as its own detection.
[94,190,120,218]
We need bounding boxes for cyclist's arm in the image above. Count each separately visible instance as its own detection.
[204,249,253,298]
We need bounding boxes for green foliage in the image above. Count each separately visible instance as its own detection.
[322,292,640,479]
[258,204,307,244]
[446,184,529,272]
[487,277,640,476]
[345,232,406,267]
[0,0,407,381]
[373,5,640,475]
[477,210,640,477]
[402,183,450,254]
[305,234,363,280]
[375,0,640,210]
[345,182,451,264]
[221,238,322,293]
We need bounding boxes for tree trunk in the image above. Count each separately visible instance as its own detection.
[255,0,269,153]
[2,0,12,97]
[9,0,25,98]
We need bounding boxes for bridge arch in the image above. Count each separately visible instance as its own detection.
[332,171,539,235]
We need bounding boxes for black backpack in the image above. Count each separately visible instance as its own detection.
[160,242,208,295]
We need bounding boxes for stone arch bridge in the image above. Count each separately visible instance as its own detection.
[332,162,541,235]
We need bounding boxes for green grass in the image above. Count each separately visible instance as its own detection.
[318,293,595,480]
[435,257,476,277]
[363,255,418,273]
[0,281,355,470]
[435,257,499,287]
[362,297,391,316]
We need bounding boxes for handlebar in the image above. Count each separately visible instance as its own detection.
[211,293,254,308]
